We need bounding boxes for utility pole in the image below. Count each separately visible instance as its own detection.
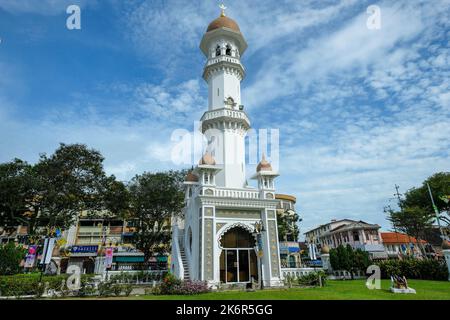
[394,184,403,209]
[393,185,413,254]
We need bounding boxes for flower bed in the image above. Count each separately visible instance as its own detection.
[152,273,209,295]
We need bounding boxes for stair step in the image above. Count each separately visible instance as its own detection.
[180,248,190,280]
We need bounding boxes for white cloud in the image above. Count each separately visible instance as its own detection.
[0,0,93,15]
[135,79,205,124]
[244,2,427,108]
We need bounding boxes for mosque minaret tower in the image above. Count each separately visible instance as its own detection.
[172,5,282,288]
[199,4,249,189]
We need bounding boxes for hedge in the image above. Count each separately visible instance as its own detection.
[376,258,448,281]
[0,273,93,297]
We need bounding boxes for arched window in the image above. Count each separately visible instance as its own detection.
[220,227,256,248]
[226,44,232,56]
[216,45,221,56]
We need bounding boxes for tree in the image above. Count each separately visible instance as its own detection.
[0,159,42,236]
[388,206,434,256]
[329,244,370,279]
[0,242,27,275]
[387,172,450,253]
[128,170,185,260]
[0,144,129,238]
[277,211,300,241]
[402,172,450,215]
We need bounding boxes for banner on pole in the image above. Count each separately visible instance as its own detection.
[40,238,56,265]
[105,247,113,268]
[24,246,37,268]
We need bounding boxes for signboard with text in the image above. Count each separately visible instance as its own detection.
[71,245,99,254]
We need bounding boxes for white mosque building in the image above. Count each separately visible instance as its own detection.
[171,7,283,288]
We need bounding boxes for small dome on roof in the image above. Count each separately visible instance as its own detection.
[256,154,272,172]
[199,152,216,165]
[185,171,198,182]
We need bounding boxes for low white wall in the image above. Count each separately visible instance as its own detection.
[281,267,323,279]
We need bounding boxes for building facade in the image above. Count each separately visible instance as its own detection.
[63,215,146,274]
[171,8,283,287]
[381,232,426,259]
[304,219,387,259]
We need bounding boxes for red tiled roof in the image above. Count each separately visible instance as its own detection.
[381,232,426,244]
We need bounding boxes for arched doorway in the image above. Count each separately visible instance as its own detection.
[219,227,258,283]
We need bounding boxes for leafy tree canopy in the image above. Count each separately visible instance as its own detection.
[329,244,370,279]
[0,143,129,237]
[128,170,186,260]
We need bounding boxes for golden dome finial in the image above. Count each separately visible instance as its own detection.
[219,3,227,17]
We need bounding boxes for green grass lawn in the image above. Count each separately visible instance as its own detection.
[132,280,450,300]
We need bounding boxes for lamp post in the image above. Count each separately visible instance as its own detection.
[252,221,265,290]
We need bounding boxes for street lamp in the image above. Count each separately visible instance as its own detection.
[252,221,265,290]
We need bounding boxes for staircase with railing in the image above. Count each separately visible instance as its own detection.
[171,223,185,280]
[179,248,190,280]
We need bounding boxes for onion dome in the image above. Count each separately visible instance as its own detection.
[256,154,272,172]
[199,152,216,165]
[206,6,241,33]
[321,244,330,254]
[185,171,199,182]
[442,240,450,250]
[207,15,241,33]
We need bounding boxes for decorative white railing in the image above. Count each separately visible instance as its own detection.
[201,108,250,124]
[206,55,243,68]
[281,267,323,279]
[171,224,184,280]
[203,187,260,199]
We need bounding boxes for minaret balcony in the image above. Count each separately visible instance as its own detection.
[206,55,243,68]
[203,56,245,81]
[200,108,250,132]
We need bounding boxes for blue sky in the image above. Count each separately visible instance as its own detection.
[0,0,449,237]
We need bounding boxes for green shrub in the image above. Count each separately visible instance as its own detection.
[0,273,94,297]
[283,274,296,288]
[97,281,114,297]
[112,284,123,297]
[123,284,133,297]
[297,271,327,287]
[0,243,27,275]
[158,273,182,294]
[376,258,448,281]
[74,277,96,297]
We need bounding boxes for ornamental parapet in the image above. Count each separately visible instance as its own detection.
[200,108,250,132]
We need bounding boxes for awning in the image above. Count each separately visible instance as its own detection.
[114,256,145,263]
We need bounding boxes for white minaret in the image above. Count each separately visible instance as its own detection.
[199,5,249,189]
